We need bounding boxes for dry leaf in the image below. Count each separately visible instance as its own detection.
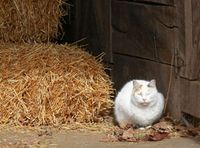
[149,132,170,141]
[174,124,186,132]
[187,128,200,137]
[123,137,137,142]
[122,128,135,138]
[152,121,173,133]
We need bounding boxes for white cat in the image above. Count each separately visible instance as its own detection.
[114,79,164,128]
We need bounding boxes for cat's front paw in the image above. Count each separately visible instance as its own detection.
[139,125,152,130]
[145,125,152,129]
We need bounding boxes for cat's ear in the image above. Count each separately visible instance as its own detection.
[133,80,139,87]
[148,79,156,87]
[132,80,142,90]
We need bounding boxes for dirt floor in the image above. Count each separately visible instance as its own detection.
[0,126,199,148]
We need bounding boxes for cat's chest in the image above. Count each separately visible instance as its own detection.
[128,106,158,126]
[132,106,157,116]
[129,104,159,121]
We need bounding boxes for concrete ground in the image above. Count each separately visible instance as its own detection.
[0,128,199,148]
[60,131,200,148]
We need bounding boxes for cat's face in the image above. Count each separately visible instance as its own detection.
[131,80,158,107]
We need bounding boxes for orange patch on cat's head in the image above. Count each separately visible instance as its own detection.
[132,80,142,93]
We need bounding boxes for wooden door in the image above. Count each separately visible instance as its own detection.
[174,0,200,118]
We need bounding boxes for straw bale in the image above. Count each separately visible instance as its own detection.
[0,0,68,43]
[0,43,113,126]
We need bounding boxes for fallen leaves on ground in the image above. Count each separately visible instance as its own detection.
[102,116,200,143]
[186,128,200,137]
[148,132,170,141]
[120,128,137,142]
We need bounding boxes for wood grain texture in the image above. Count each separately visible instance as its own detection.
[93,0,112,62]
[190,0,200,79]
[178,0,200,80]
[173,0,185,71]
[113,54,171,96]
[112,1,176,64]
[180,79,200,118]
[74,0,112,62]
[119,0,174,5]
[169,0,200,119]
[167,76,182,119]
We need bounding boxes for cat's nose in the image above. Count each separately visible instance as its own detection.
[143,98,146,102]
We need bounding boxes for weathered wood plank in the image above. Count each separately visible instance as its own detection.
[112,1,176,64]
[93,0,112,62]
[178,0,200,80]
[173,0,185,71]
[180,79,200,118]
[74,0,112,62]
[119,0,174,5]
[167,76,182,119]
[113,54,171,96]
[172,0,200,119]
[189,0,200,79]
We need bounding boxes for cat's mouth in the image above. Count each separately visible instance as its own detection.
[140,102,150,106]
